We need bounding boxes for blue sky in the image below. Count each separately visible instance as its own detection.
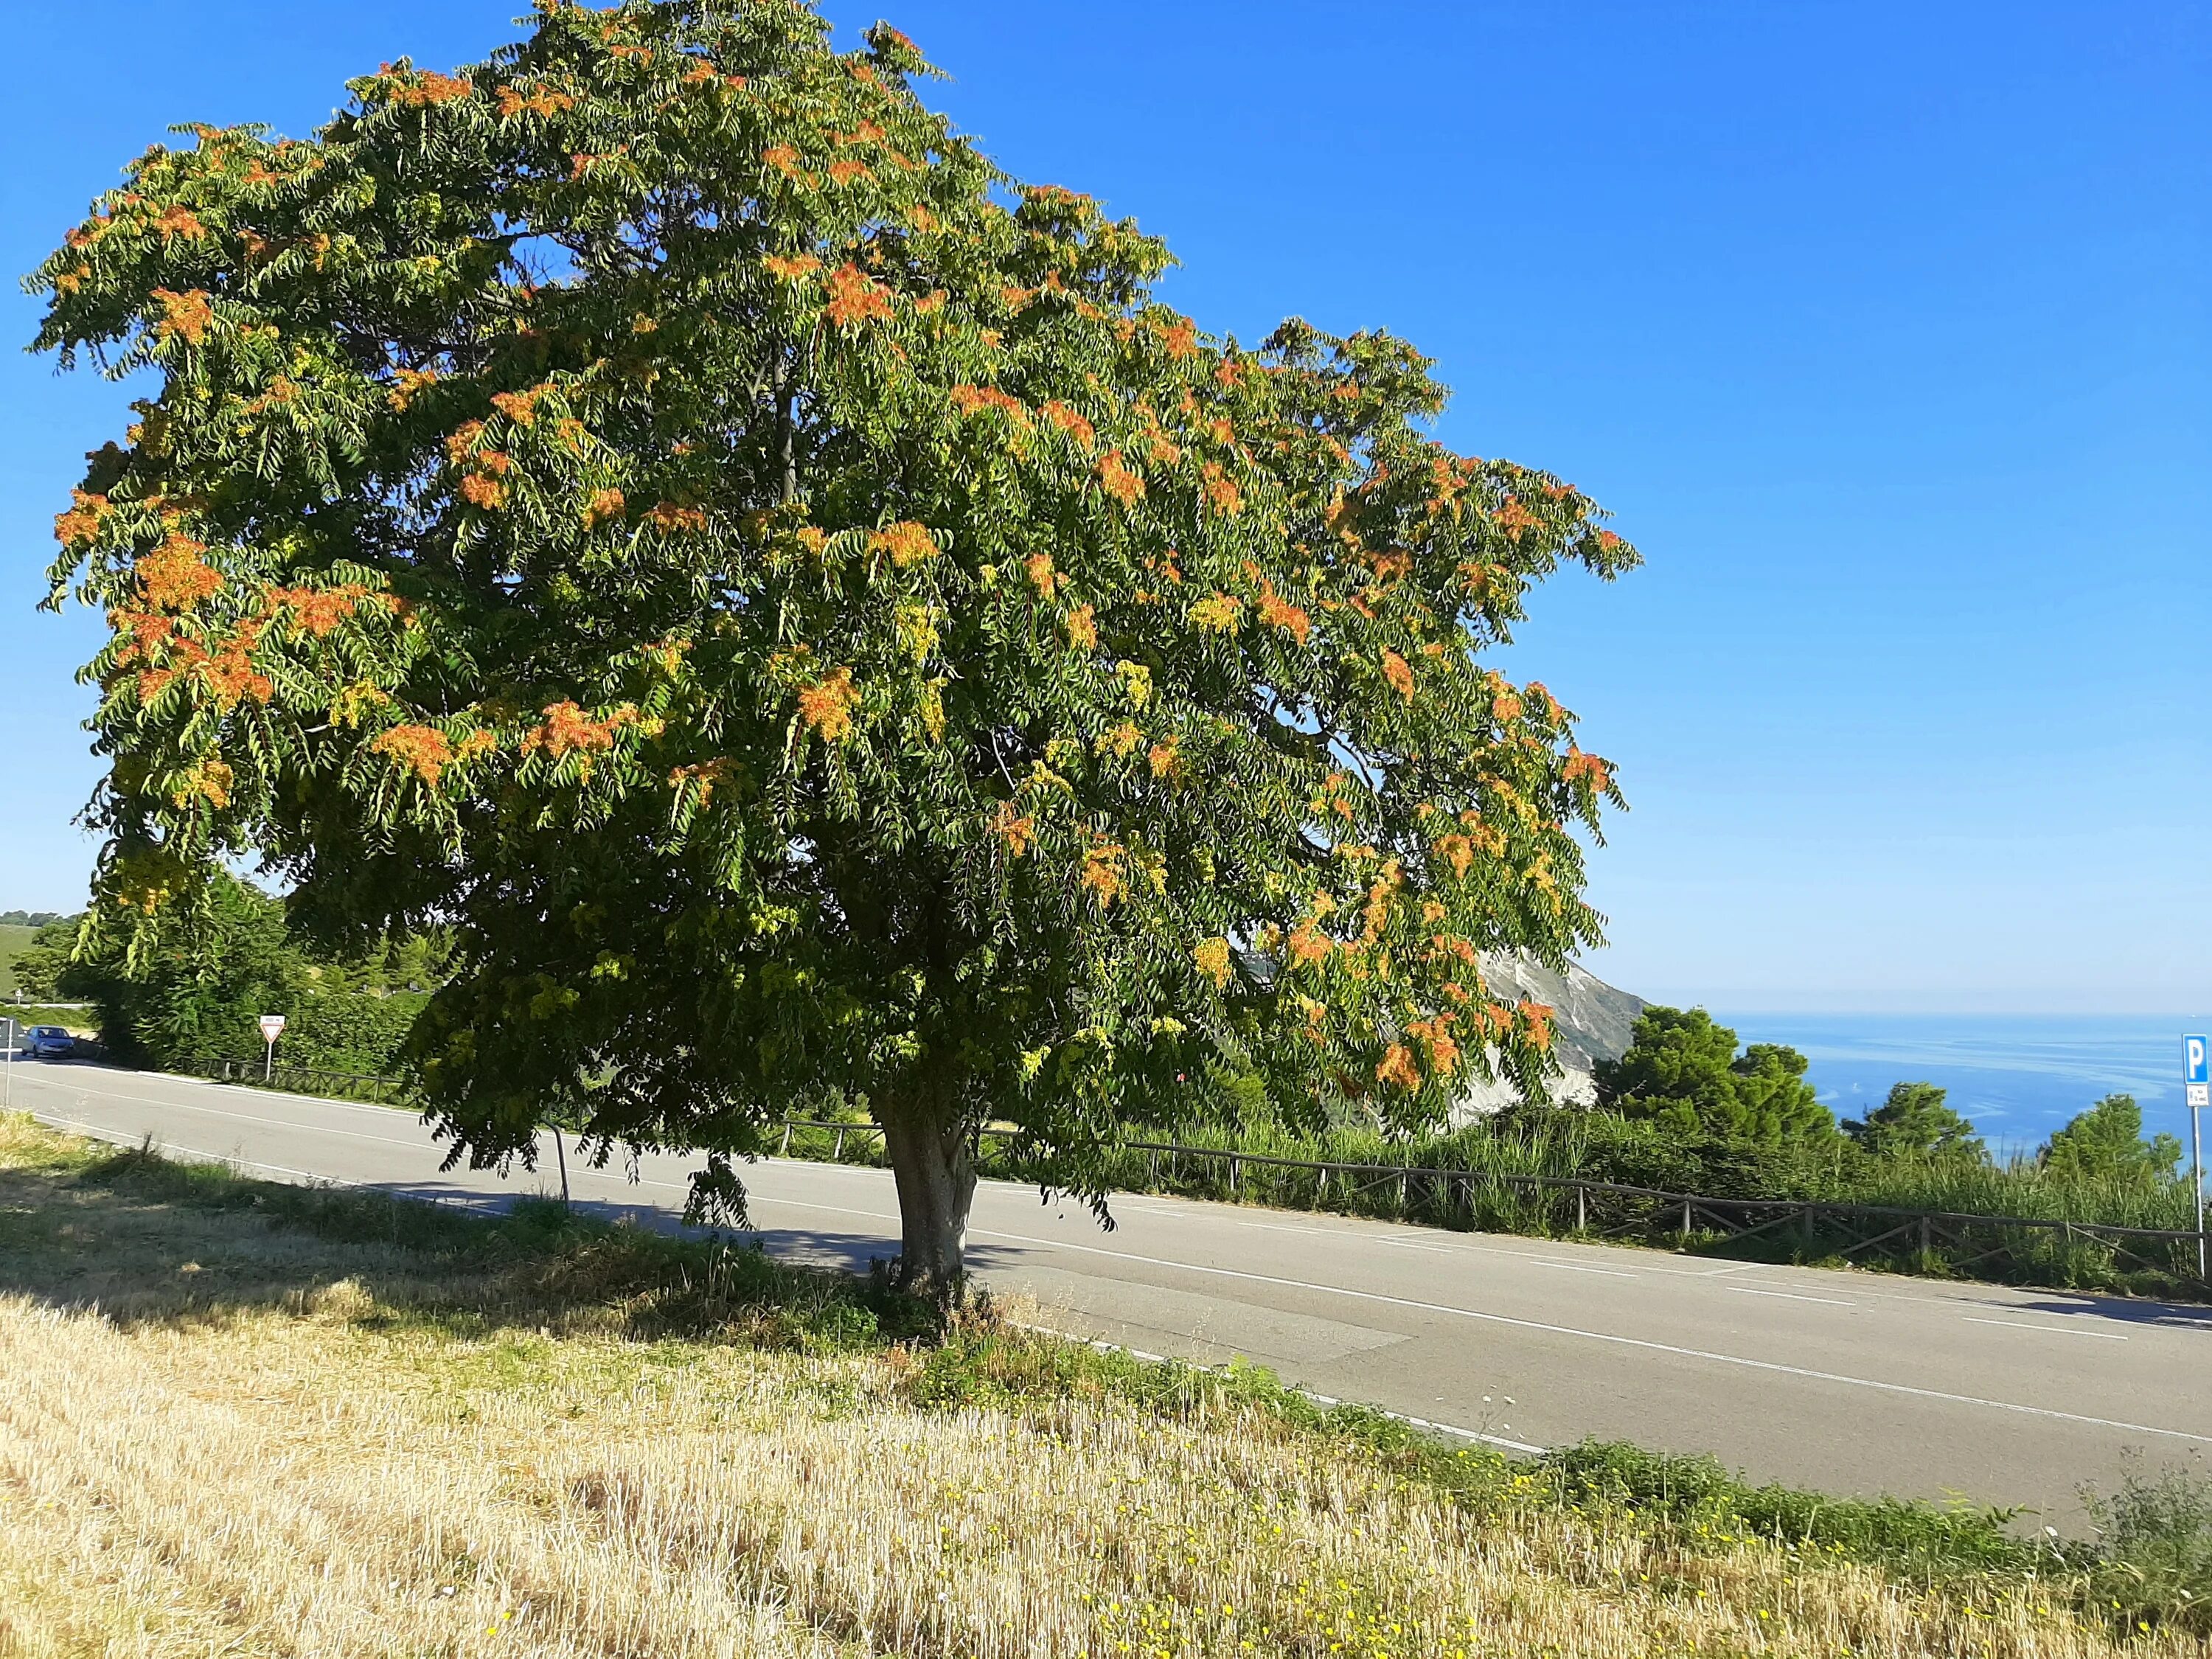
[1,1,2205,1012]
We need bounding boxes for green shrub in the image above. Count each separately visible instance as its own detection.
[1543,1441,2053,1582]
[2085,1458,2212,1635]
[2044,1095,2185,1183]
[1844,1082,1986,1161]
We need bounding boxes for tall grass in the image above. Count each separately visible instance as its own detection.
[1847,1155,2196,1231]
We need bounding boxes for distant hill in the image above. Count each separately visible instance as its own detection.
[0,914,81,1001]
[1452,953,1646,1121]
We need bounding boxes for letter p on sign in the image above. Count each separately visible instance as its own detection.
[2188,1035,2209,1108]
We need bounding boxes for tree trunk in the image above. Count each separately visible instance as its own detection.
[879,1110,975,1301]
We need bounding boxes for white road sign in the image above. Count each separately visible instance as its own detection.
[259,1014,287,1044]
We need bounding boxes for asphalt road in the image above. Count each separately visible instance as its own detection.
[10,1057,2211,1525]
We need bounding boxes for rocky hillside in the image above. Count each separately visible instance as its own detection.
[1453,953,1646,1120]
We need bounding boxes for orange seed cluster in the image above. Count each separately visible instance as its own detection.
[869,521,936,568]
[823,263,892,327]
[1096,451,1144,507]
[137,534,223,612]
[150,288,214,346]
[796,669,859,741]
[372,723,455,785]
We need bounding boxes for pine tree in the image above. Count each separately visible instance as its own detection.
[2042,1094,2183,1182]
[1844,1082,1986,1163]
[1595,1006,1834,1145]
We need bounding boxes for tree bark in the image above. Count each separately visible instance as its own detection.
[879,1109,975,1301]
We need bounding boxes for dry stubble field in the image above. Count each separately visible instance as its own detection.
[0,1113,2187,1658]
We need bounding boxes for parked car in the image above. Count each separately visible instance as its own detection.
[22,1026,75,1059]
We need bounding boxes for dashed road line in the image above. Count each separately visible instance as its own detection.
[745,1189,2212,1446]
[1966,1317,2127,1342]
[1729,1287,1857,1307]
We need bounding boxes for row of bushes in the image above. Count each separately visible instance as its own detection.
[9,874,442,1077]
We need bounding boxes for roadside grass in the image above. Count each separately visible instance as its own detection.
[2,1115,2208,1655]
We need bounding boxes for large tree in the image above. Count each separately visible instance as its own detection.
[32,0,1633,1293]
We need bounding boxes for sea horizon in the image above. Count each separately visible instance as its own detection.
[1709,1011,2209,1158]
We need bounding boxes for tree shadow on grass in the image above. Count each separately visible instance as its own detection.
[0,1130,947,1348]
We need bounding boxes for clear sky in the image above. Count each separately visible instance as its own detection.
[2,1,2205,1012]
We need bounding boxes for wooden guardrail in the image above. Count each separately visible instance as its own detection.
[770,1117,2212,1287]
[189,1053,410,1104]
[178,1059,2212,1292]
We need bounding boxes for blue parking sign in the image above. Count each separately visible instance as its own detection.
[2191,1037,2210,1087]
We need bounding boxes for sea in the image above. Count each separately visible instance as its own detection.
[1716,1014,2210,1160]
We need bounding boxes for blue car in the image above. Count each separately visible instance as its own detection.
[22,1026,74,1058]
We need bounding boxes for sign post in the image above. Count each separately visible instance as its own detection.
[2187,1035,2209,1281]
[1,1017,15,1110]
[259,1014,287,1082]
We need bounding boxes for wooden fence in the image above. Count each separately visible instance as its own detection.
[768,1117,2211,1290]
[178,1059,2212,1294]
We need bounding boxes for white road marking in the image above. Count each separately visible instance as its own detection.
[1523,1256,1639,1280]
[782,1155,2200,1332]
[22,1109,563,1206]
[27,1079,2206,1452]
[72,1089,2186,1335]
[19,1076,431,1150]
[1966,1318,2128,1342]
[28,1063,414,1119]
[47,1082,2208,1345]
[742,1190,2212,1446]
[1730,1287,1857,1307]
[1134,1206,1669,1279]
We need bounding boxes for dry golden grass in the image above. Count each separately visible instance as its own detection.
[0,1113,2182,1659]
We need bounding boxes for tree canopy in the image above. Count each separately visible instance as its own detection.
[2041,1093,2183,1183]
[1842,1082,1986,1163]
[32,0,1634,1290]
[1593,1006,1834,1145]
